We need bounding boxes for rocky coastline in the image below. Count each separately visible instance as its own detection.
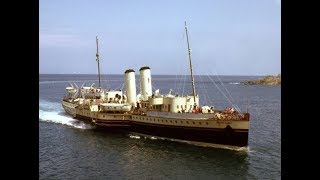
[241,74,281,85]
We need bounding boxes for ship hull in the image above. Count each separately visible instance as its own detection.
[75,114,130,131]
[129,121,248,147]
[62,101,248,147]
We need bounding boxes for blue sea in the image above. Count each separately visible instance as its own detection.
[39,74,281,179]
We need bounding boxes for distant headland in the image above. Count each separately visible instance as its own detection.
[241,74,281,85]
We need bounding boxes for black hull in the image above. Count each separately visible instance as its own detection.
[75,114,130,130]
[74,114,94,123]
[130,122,248,147]
[72,114,248,147]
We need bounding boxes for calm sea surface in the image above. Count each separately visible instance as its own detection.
[39,74,281,179]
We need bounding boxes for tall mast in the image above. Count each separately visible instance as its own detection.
[96,36,101,88]
[184,21,197,108]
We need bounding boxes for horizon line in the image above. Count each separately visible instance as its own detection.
[39,73,279,76]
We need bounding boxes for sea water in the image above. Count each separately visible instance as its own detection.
[39,74,281,179]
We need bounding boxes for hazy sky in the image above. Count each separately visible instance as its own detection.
[40,0,281,75]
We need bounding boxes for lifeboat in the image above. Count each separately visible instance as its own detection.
[66,87,77,94]
[99,103,132,112]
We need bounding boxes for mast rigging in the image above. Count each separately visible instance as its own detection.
[184,21,197,108]
[96,36,101,88]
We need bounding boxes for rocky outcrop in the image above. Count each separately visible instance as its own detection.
[242,74,281,85]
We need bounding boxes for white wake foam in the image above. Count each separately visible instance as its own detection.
[236,146,254,153]
[229,82,240,85]
[129,135,141,139]
[39,100,94,129]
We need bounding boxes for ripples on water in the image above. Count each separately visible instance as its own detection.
[39,74,281,179]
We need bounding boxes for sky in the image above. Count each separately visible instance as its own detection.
[39,0,281,75]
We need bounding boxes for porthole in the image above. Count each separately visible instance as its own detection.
[192,122,195,124]
[170,120,172,123]
[175,121,177,123]
[199,122,202,125]
[206,122,209,125]
[186,121,189,124]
